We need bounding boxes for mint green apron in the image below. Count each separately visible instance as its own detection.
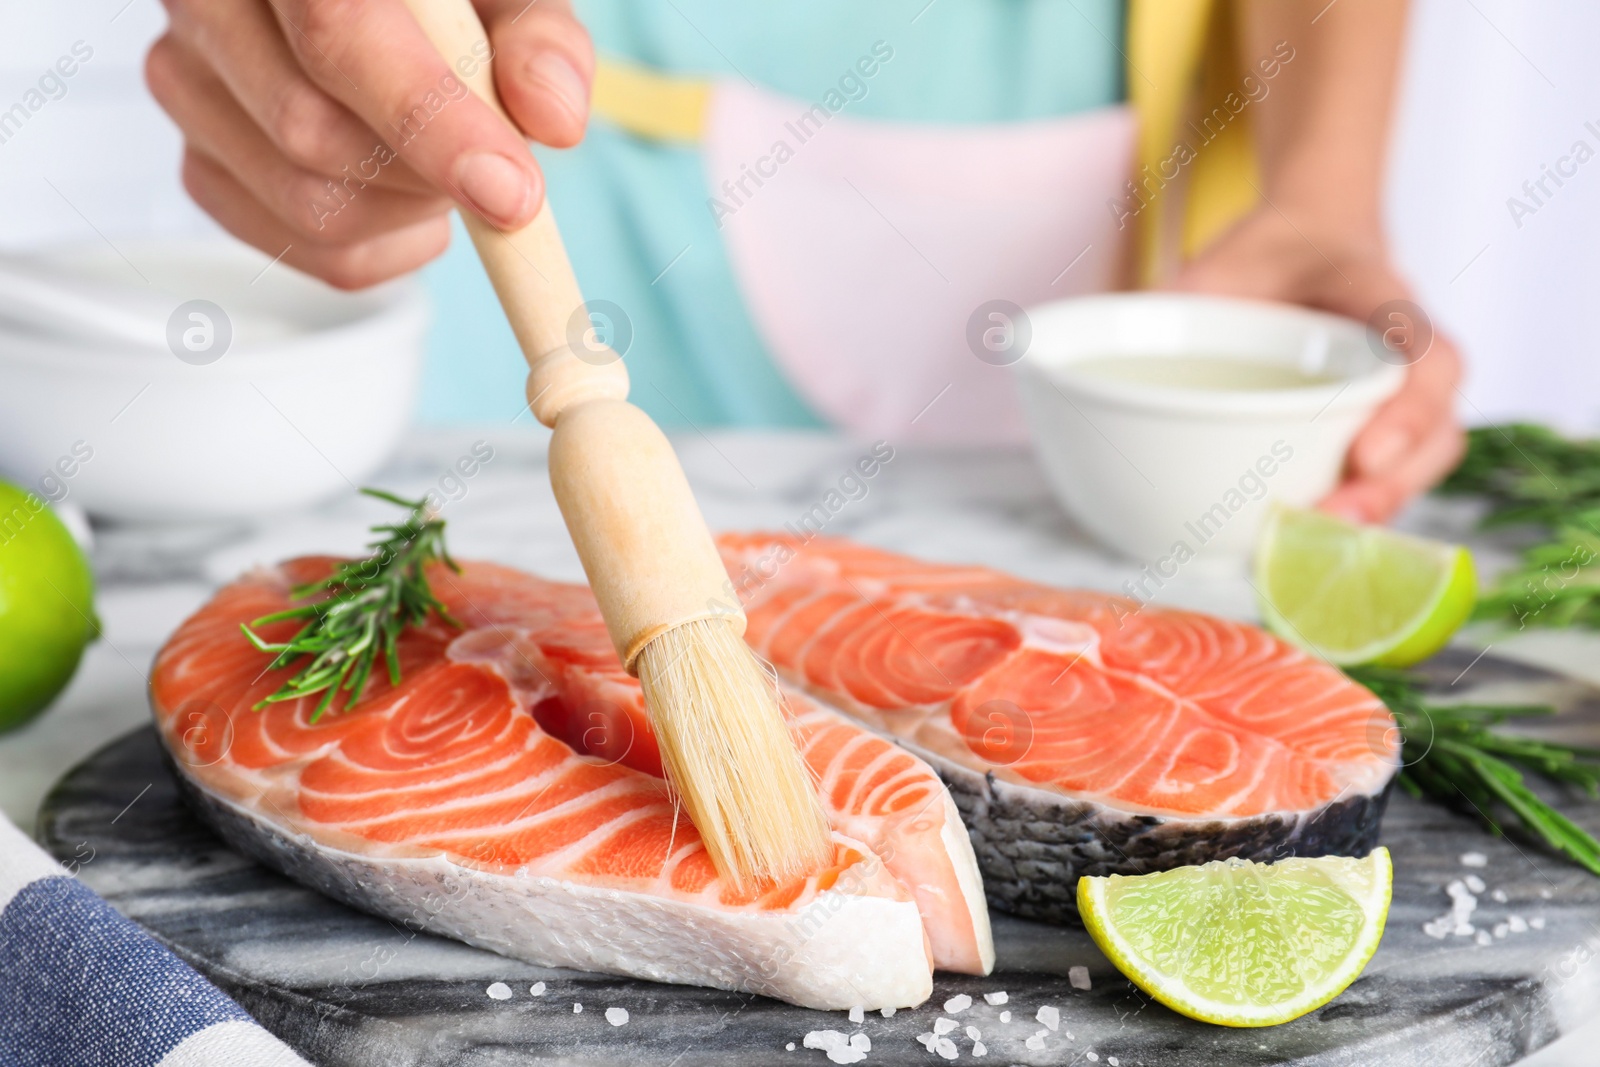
[416,1,1124,428]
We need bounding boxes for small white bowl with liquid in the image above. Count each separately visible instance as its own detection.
[1016,293,1404,563]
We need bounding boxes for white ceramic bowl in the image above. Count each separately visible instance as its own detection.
[0,240,427,522]
[1016,293,1404,564]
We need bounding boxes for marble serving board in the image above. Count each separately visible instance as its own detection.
[35,650,1600,1067]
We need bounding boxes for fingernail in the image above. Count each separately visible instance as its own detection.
[1357,428,1408,472]
[527,52,589,122]
[454,152,535,227]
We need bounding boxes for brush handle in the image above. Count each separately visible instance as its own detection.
[403,0,744,669]
[402,0,627,424]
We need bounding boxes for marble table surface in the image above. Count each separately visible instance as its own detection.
[5,426,1600,1065]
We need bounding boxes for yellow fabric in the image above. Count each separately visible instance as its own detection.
[591,57,712,143]
[590,7,1260,285]
[1126,0,1261,285]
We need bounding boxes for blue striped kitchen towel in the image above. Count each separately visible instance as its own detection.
[0,814,310,1067]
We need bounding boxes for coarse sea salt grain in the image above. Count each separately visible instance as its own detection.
[1491,889,1509,903]
[983,991,1008,1006]
[1509,915,1529,933]
[944,994,972,1013]
[1425,879,1482,941]
[1465,874,1487,894]
[573,1003,583,1014]
[803,1029,868,1065]
[972,1041,987,1057]
[606,1007,629,1027]
[486,983,513,1001]
[916,1033,937,1050]
[1087,1054,1099,1063]
[999,1011,1011,1023]
[849,1006,864,1024]
[1494,923,1509,939]
[1541,889,1553,900]
[933,1017,958,1035]
[1069,966,1092,991]
[966,1026,981,1041]
[1531,916,1547,929]
[1037,1006,1059,1032]
[1475,930,1494,947]
[1461,852,1488,867]
[787,1043,795,1052]
[1025,1032,1047,1051]
[935,1037,958,1060]
[529,982,546,996]
[1109,1058,1121,1066]
[881,1007,897,1018]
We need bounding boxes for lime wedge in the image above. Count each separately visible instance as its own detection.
[1079,848,1391,1028]
[1254,505,1476,667]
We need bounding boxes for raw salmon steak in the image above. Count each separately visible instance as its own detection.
[150,558,993,1011]
[717,534,1398,923]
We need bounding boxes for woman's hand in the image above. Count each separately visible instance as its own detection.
[1168,206,1465,524]
[147,0,593,288]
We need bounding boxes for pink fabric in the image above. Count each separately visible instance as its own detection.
[706,81,1135,444]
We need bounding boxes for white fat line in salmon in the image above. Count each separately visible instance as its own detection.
[706,440,896,618]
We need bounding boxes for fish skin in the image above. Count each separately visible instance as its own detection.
[937,758,1391,923]
[717,534,1399,923]
[149,558,991,1009]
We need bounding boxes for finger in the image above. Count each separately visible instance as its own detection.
[182,149,452,289]
[150,36,451,247]
[1348,335,1463,476]
[270,0,545,229]
[477,0,593,147]
[161,0,435,196]
[1321,420,1466,524]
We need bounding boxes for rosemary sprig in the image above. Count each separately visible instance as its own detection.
[1348,664,1600,876]
[241,489,460,721]
[1438,424,1600,628]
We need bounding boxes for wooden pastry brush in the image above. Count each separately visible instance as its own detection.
[403,0,831,888]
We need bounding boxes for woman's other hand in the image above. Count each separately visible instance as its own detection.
[1170,209,1464,524]
[1169,0,1463,524]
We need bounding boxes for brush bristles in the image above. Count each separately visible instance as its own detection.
[636,617,832,889]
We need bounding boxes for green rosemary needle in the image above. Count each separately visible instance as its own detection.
[1439,423,1600,629]
[241,488,460,721]
[1348,664,1600,876]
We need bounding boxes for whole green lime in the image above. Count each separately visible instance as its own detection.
[0,480,97,730]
